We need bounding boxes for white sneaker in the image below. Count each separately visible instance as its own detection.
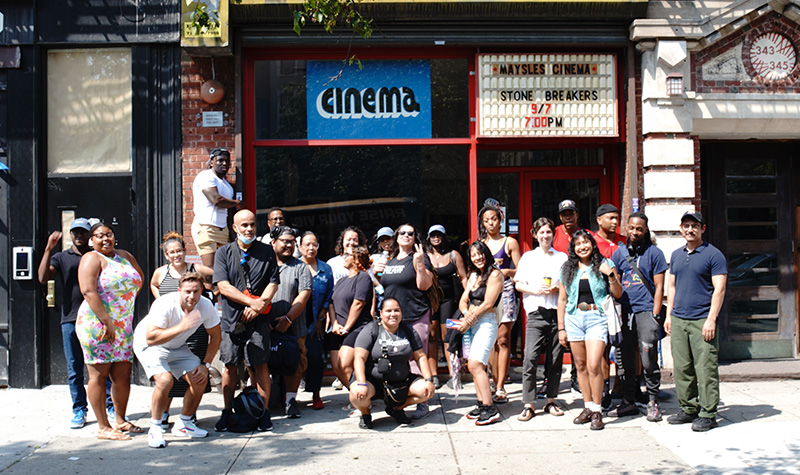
[172,418,208,438]
[148,426,166,448]
[332,378,344,390]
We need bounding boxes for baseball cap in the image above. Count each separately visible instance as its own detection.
[596,203,620,217]
[377,227,394,239]
[681,210,704,225]
[70,218,91,232]
[210,147,230,159]
[558,199,578,213]
[428,224,446,236]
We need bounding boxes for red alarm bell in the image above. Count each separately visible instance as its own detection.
[201,79,225,104]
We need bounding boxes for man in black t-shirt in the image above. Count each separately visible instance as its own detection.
[38,217,113,429]
[213,209,280,432]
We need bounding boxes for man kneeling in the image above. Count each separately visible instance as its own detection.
[134,272,221,448]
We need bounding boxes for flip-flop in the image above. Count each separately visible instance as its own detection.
[544,402,565,416]
[493,388,508,404]
[517,406,535,421]
[115,421,144,433]
[97,429,131,441]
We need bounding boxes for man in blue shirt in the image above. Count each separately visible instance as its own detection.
[666,211,727,432]
[609,212,668,422]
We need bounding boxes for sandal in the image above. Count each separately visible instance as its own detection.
[544,402,565,416]
[517,406,535,421]
[97,429,131,441]
[115,421,144,433]
[493,388,508,404]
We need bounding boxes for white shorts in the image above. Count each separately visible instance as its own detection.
[465,313,498,366]
[134,344,201,380]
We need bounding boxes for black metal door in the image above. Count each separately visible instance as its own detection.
[43,174,134,384]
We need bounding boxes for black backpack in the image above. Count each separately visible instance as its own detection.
[227,386,266,433]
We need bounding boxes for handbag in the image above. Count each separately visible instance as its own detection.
[227,386,266,433]
[268,331,301,376]
[383,379,410,408]
[601,294,624,347]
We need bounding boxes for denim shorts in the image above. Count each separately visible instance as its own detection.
[465,313,498,365]
[565,308,608,344]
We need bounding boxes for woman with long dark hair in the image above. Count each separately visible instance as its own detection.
[327,226,368,285]
[458,241,504,426]
[557,229,622,431]
[425,225,467,388]
[478,205,521,404]
[373,223,434,419]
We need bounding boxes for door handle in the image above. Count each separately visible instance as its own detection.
[46,280,56,308]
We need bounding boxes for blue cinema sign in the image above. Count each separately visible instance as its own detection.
[307,60,432,140]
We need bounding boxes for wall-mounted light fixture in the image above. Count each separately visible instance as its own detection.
[666,73,684,96]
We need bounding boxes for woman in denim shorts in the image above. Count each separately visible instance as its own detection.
[556,230,622,430]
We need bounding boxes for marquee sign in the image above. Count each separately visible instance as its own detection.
[477,54,618,138]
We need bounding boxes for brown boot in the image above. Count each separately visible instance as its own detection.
[590,411,604,430]
[573,408,592,425]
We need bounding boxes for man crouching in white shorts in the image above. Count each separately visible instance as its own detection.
[133,272,221,448]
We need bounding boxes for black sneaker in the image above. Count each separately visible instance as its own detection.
[691,417,718,432]
[286,398,301,419]
[465,405,482,420]
[601,392,612,412]
[635,391,649,408]
[385,407,412,425]
[608,401,639,418]
[475,404,500,426]
[214,409,231,432]
[257,411,274,431]
[358,413,374,429]
[667,410,698,425]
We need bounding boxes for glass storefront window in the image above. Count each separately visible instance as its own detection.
[255,145,468,259]
[254,58,469,140]
[728,300,779,333]
[478,148,603,168]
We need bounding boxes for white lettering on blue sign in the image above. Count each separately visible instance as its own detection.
[316,87,420,119]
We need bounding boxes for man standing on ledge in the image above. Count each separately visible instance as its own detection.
[214,209,280,432]
[666,210,727,432]
[192,148,242,268]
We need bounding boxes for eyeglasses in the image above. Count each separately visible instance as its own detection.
[680,222,702,230]
[93,232,114,239]
[398,230,415,236]
[277,238,295,245]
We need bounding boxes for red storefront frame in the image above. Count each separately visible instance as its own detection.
[241,48,625,241]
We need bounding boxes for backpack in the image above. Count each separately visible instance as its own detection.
[226,386,266,433]
[425,265,444,314]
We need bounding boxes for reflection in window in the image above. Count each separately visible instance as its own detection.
[728,225,777,240]
[727,207,776,223]
[478,148,604,168]
[728,299,779,333]
[726,178,776,194]
[725,159,775,176]
[728,253,778,287]
[255,146,468,259]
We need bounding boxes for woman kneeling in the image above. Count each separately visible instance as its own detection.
[349,298,436,429]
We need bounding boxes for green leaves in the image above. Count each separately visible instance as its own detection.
[293,0,374,39]
[189,1,219,36]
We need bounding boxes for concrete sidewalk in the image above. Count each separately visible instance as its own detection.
[2,375,799,474]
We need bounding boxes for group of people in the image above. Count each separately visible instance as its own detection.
[39,146,728,447]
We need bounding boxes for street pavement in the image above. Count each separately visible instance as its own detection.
[2,371,799,474]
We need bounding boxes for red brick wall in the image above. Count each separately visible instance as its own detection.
[181,54,237,255]
[693,11,800,94]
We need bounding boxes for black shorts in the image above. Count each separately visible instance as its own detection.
[350,373,421,406]
[325,322,368,351]
[220,316,270,368]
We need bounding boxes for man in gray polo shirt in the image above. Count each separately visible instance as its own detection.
[270,226,312,419]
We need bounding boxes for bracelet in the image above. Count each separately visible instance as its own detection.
[356,382,368,386]
[342,328,349,334]
[558,328,566,332]
[424,377,433,383]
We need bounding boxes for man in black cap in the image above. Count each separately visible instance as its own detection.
[666,210,727,432]
[592,203,626,259]
[38,217,114,428]
[553,199,580,254]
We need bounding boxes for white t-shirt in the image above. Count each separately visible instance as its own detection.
[327,255,348,285]
[133,293,220,350]
[515,247,568,312]
[192,169,234,228]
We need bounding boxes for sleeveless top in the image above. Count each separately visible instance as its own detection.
[468,281,502,308]
[158,263,196,295]
[491,237,512,269]
[433,252,457,300]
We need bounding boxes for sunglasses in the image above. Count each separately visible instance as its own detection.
[398,230,415,237]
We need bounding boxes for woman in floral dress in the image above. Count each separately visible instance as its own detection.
[77,222,143,440]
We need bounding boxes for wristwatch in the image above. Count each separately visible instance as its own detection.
[425,377,433,383]
[204,362,213,370]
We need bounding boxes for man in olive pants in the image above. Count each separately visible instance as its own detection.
[665,211,727,432]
